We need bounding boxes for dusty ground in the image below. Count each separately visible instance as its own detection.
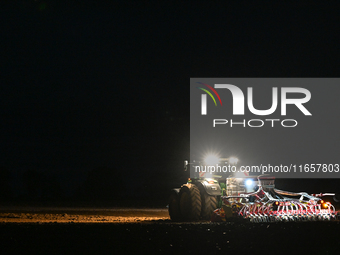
[1,207,340,255]
[0,207,170,223]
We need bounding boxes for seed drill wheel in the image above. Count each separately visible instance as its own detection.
[168,189,182,221]
[179,184,202,221]
[200,191,218,220]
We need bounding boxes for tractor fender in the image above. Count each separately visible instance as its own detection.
[195,180,221,196]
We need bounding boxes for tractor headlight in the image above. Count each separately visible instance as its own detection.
[245,179,253,187]
[229,157,239,165]
[244,179,257,192]
[204,154,220,165]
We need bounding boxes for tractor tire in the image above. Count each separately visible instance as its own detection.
[201,191,218,220]
[179,184,201,221]
[168,190,182,221]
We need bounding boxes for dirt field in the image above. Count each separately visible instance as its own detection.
[0,207,340,255]
[0,207,170,223]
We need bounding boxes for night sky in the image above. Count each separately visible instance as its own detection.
[1,1,339,202]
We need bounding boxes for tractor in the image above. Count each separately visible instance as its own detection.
[168,156,239,221]
[168,156,338,222]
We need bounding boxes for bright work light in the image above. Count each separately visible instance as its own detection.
[204,154,220,165]
[245,179,253,186]
[229,157,239,165]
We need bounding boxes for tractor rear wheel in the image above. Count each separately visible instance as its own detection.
[179,184,201,221]
[168,190,181,221]
[201,191,218,220]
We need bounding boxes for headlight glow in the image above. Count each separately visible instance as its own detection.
[245,179,253,186]
[229,157,239,165]
[204,154,220,165]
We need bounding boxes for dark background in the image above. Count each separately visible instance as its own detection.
[0,1,339,206]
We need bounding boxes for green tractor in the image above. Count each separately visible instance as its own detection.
[168,156,239,221]
[169,155,338,222]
